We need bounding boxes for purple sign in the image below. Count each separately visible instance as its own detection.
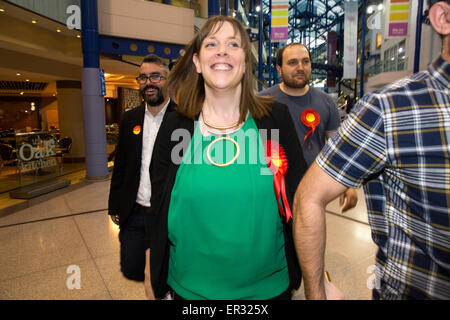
[271,27,288,41]
[389,22,408,37]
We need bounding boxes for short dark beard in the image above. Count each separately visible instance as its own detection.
[283,73,310,89]
[140,85,165,106]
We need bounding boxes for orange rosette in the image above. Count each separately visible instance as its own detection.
[133,125,141,135]
[265,140,292,223]
[301,109,320,149]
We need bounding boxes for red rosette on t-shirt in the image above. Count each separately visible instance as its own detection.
[301,109,320,149]
[265,140,292,223]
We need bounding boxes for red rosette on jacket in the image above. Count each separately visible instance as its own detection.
[301,109,320,149]
[265,140,292,223]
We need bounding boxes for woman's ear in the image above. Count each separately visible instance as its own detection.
[429,1,450,36]
[193,53,202,74]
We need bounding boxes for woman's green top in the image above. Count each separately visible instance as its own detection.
[167,116,288,300]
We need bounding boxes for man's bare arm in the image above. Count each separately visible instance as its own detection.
[293,162,348,299]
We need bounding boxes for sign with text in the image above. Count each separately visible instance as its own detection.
[386,0,410,38]
[17,136,58,173]
[100,69,106,96]
[270,0,289,42]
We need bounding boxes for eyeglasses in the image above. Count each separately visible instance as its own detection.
[136,73,166,84]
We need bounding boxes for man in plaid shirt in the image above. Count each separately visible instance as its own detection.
[293,0,450,299]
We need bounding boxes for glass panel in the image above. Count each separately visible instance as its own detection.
[0,130,85,194]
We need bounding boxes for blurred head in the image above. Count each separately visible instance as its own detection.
[428,1,450,38]
[137,54,169,107]
[428,0,450,60]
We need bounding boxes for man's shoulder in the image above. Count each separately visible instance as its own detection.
[258,84,281,96]
[161,110,193,131]
[309,87,337,112]
[167,100,178,113]
[123,104,145,118]
[359,69,433,111]
[378,70,431,96]
[309,87,333,101]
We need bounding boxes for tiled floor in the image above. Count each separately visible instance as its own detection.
[0,177,377,300]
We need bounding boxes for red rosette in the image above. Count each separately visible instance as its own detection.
[301,109,320,149]
[265,140,292,223]
[133,125,141,135]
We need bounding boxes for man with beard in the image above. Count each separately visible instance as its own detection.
[108,54,176,282]
[259,43,357,213]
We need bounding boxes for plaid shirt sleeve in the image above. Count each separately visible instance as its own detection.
[315,57,450,299]
[316,93,386,187]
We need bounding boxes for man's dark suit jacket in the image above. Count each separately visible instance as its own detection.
[108,100,177,227]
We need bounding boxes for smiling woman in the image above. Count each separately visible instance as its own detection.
[144,15,309,301]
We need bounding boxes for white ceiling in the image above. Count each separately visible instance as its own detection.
[0,0,140,96]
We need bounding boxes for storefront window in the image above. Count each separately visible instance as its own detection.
[383,40,407,73]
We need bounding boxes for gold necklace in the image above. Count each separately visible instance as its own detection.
[202,110,241,130]
[206,136,240,167]
[201,110,241,167]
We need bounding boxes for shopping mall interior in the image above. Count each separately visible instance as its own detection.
[0,0,444,301]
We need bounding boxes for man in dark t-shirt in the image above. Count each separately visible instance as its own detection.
[259,43,358,213]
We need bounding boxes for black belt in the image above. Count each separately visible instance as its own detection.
[136,203,151,214]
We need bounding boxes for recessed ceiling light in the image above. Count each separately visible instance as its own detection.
[16,73,21,76]
[31,19,37,24]
[26,79,30,82]
[20,92,24,95]
[0,9,5,12]
[76,35,81,38]
[57,29,61,33]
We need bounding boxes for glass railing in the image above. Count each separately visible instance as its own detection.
[369,57,408,77]
[5,0,81,25]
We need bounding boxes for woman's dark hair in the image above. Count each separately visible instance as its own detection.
[166,15,272,122]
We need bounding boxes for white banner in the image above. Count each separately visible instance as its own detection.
[343,0,358,79]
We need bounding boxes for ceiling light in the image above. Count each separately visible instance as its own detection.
[0,9,5,12]
[31,19,37,23]
[76,35,81,38]
[57,29,61,33]
[26,79,29,82]
[20,92,24,95]
[16,73,21,76]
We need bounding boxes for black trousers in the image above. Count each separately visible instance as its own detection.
[118,203,149,282]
